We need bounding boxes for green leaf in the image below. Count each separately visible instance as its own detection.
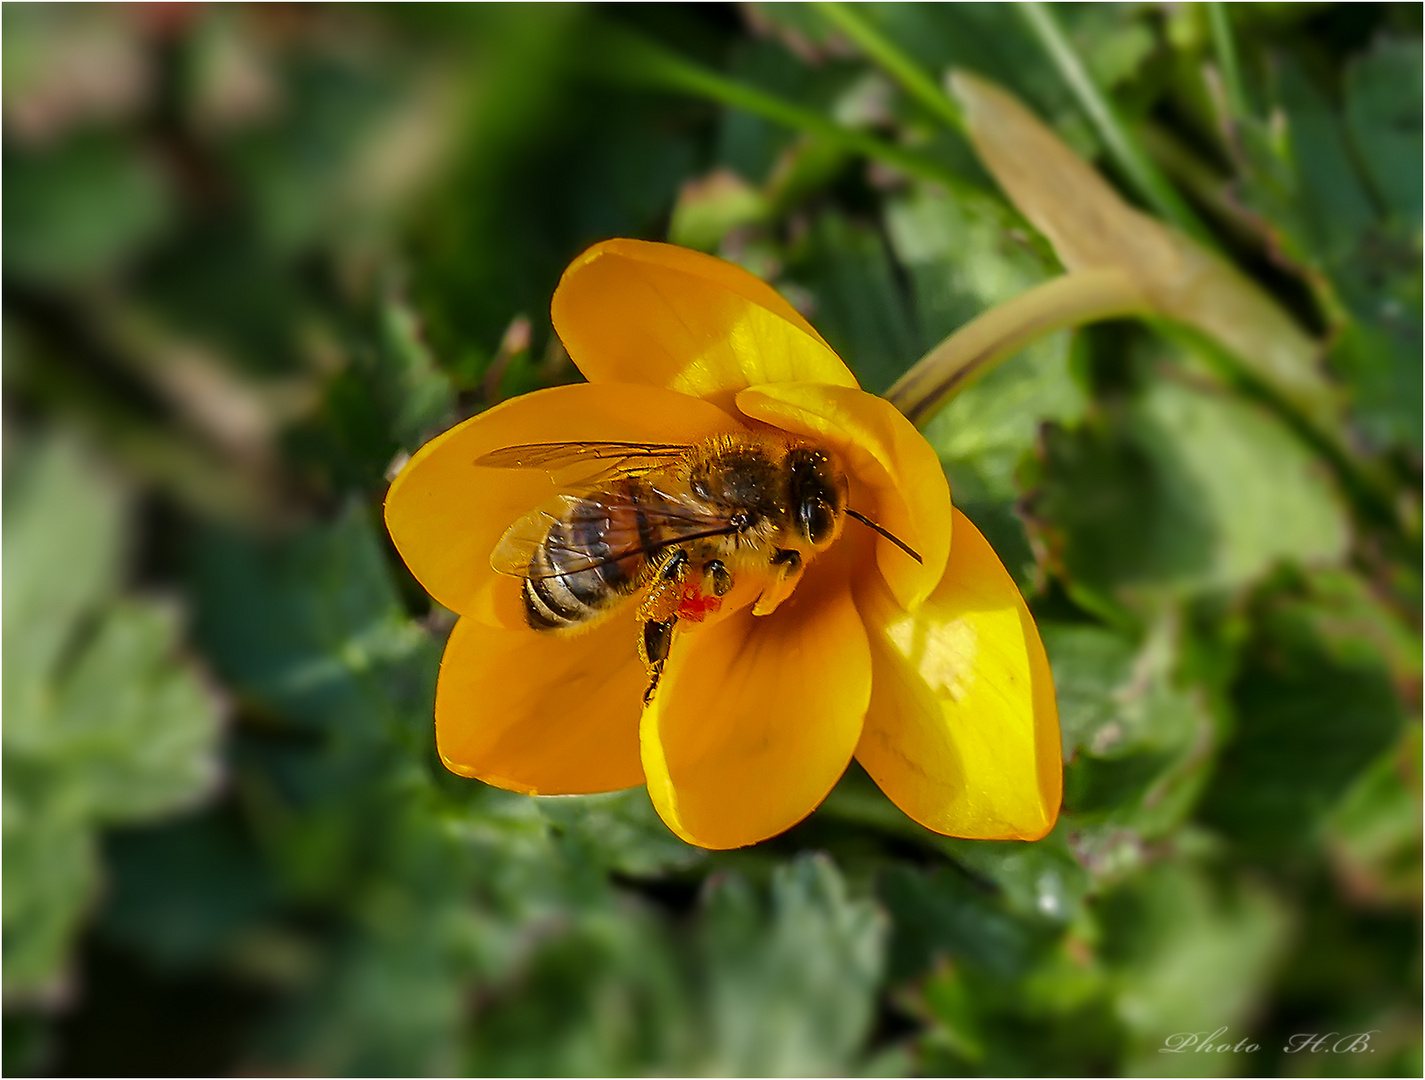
[1231,45,1422,450]
[884,185,1058,356]
[3,134,171,283]
[315,289,457,486]
[1,802,98,998]
[698,855,887,1076]
[928,322,1083,505]
[377,292,457,451]
[791,211,920,395]
[912,942,1117,1074]
[224,54,405,255]
[880,863,1058,984]
[2,437,222,996]
[1039,623,1139,756]
[937,834,1092,927]
[44,600,220,822]
[1032,370,1349,604]
[1064,5,1156,91]
[190,504,437,737]
[1343,37,1423,232]
[99,814,280,970]
[186,505,442,913]
[1061,684,1208,835]
[536,789,704,879]
[1042,617,1212,841]
[668,169,769,253]
[2,437,126,733]
[1272,57,1378,269]
[1199,576,1407,855]
[283,824,489,1075]
[1295,40,1424,448]
[464,901,686,1077]
[134,219,311,378]
[1101,861,1291,1076]
[1133,375,1349,591]
[1325,727,1423,905]
[1331,303,1424,450]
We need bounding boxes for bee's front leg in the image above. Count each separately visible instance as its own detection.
[703,559,732,599]
[637,548,690,705]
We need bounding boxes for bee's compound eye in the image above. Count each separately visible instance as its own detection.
[798,499,837,547]
[787,448,843,548]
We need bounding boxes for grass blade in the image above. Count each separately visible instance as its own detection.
[812,2,966,133]
[593,27,984,201]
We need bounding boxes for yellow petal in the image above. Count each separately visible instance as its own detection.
[735,382,951,611]
[641,552,870,849]
[384,383,742,624]
[435,613,645,794]
[855,508,1061,840]
[551,238,858,411]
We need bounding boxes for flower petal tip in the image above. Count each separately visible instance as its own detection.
[639,577,871,850]
[855,508,1062,843]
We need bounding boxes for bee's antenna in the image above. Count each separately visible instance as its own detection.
[846,510,922,564]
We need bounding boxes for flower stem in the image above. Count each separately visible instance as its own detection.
[811,2,966,133]
[1018,3,1217,251]
[886,268,1149,426]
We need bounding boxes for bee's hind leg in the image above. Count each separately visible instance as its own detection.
[639,617,676,706]
[637,548,690,705]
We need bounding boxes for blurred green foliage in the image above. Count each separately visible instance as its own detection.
[2,3,1419,1076]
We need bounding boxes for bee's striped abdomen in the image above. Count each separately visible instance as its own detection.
[522,483,651,630]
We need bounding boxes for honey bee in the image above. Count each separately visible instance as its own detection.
[476,434,920,703]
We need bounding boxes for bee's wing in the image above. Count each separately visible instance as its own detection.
[475,441,693,487]
[489,488,745,580]
[489,494,592,577]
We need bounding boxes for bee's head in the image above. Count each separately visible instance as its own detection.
[785,447,848,551]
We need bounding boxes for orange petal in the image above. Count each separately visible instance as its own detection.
[641,552,870,849]
[551,239,858,411]
[855,508,1061,840]
[435,613,646,794]
[735,383,951,611]
[384,383,743,624]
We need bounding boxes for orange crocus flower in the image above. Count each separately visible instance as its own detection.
[385,239,1061,849]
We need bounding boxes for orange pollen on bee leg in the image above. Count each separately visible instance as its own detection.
[676,585,722,623]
